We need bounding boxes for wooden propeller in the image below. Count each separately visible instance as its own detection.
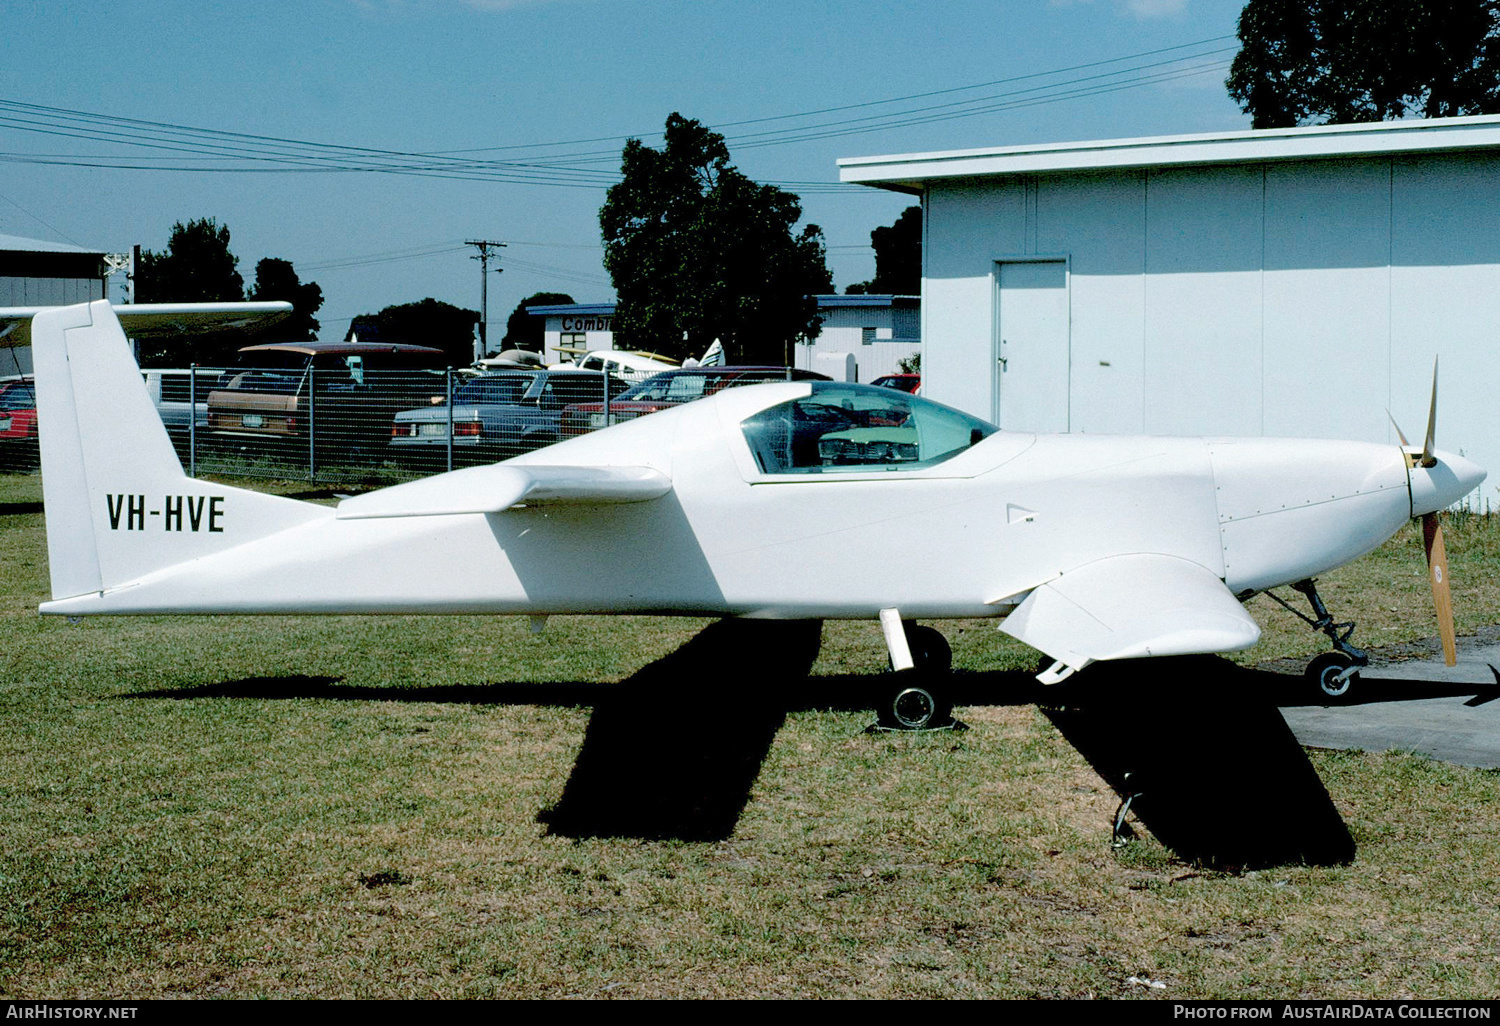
[1394,360,1457,666]
[1424,512,1457,666]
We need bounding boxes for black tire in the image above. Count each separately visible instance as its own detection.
[1307,652,1359,700]
[879,623,954,729]
[882,681,954,731]
[905,623,953,674]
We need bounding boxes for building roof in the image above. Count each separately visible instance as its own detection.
[838,114,1500,194]
[529,297,918,318]
[0,233,103,255]
[815,294,918,309]
[527,303,616,317]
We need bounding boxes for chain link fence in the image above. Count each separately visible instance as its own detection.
[0,376,38,475]
[0,365,810,482]
[148,366,634,484]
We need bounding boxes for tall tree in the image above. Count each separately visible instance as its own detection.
[135,218,245,303]
[846,205,921,296]
[133,218,249,365]
[501,291,574,350]
[348,298,479,368]
[1227,0,1500,128]
[600,113,833,365]
[247,257,324,342]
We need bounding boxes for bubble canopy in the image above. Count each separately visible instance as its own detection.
[740,382,998,474]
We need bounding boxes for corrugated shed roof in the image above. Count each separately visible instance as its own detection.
[0,233,102,255]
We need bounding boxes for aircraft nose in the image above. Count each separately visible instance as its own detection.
[1409,449,1487,516]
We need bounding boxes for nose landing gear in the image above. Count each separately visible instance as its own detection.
[1265,579,1369,700]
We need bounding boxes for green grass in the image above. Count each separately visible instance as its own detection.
[2,471,1499,999]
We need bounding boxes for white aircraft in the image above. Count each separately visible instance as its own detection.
[28,301,1486,726]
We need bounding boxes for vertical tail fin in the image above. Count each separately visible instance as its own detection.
[33,301,328,603]
[32,303,110,600]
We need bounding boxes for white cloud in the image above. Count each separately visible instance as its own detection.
[347,0,600,12]
[1049,0,1191,19]
[1122,0,1189,18]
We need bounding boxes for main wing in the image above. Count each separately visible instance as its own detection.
[1000,554,1261,683]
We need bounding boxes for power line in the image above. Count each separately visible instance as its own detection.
[299,243,471,273]
[432,34,1239,156]
[0,35,1239,188]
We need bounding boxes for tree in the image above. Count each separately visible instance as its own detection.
[348,298,479,367]
[134,218,249,365]
[247,257,324,342]
[846,205,921,296]
[135,218,244,304]
[1227,0,1500,128]
[501,291,574,350]
[600,113,833,365]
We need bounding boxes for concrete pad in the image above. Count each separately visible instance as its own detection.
[1275,631,1500,769]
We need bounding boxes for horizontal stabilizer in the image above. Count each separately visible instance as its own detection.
[336,464,672,520]
[1001,553,1260,679]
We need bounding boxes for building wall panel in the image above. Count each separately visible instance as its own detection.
[1142,166,1265,436]
[1036,173,1147,433]
[1389,155,1500,481]
[1260,160,1391,443]
[924,181,1028,419]
[0,276,104,306]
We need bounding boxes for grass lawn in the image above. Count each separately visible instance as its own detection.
[2,471,1498,999]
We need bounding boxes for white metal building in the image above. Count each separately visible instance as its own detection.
[529,302,618,365]
[839,115,1500,506]
[528,296,920,382]
[795,294,919,381]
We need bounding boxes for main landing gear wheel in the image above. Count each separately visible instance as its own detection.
[1306,651,1360,700]
[878,624,958,731]
[884,681,954,731]
[902,624,953,675]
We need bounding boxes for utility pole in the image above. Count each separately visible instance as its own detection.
[103,251,132,304]
[466,239,506,363]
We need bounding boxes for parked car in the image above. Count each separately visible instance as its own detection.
[560,366,830,438]
[0,378,38,467]
[207,342,447,456]
[144,369,210,457]
[871,373,921,393]
[390,369,632,466]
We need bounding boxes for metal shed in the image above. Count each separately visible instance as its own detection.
[0,234,107,376]
[839,115,1500,506]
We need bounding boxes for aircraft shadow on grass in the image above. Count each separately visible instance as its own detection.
[122,623,1494,865]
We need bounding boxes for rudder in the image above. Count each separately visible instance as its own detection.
[32,301,328,602]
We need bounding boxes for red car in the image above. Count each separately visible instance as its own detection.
[560,366,829,438]
[0,379,39,467]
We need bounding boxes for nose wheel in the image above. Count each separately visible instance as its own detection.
[1305,651,1360,700]
[1266,579,1369,701]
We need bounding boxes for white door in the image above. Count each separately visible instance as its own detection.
[995,260,1070,432]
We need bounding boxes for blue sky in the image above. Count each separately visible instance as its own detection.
[2,0,1249,339]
